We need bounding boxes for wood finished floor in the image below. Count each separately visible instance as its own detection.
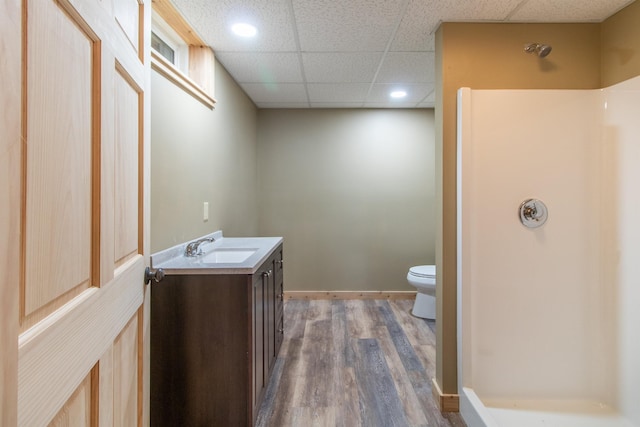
[256,299,467,427]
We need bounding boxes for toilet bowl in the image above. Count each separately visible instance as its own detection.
[407,265,436,319]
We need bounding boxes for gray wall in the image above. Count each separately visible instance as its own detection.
[257,109,436,292]
[150,61,259,253]
[151,69,436,291]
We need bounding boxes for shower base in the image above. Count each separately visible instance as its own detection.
[461,388,637,427]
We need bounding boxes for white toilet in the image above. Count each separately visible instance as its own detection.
[407,265,436,319]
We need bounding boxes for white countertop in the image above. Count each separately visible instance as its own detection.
[150,231,283,275]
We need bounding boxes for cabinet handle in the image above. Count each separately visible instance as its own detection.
[276,259,283,267]
[262,269,272,278]
[278,327,284,334]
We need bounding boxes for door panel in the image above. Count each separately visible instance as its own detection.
[18,257,144,425]
[114,67,141,266]
[9,0,151,425]
[113,312,139,426]
[24,0,95,323]
[48,372,93,427]
[114,0,141,53]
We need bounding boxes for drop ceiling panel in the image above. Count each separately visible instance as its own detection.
[509,0,635,22]
[363,102,422,109]
[418,90,436,108]
[302,53,383,83]
[307,83,370,103]
[391,26,436,53]
[172,0,297,52]
[292,0,405,51]
[375,52,435,84]
[435,0,525,21]
[390,0,441,51]
[240,83,308,103]
[168,0,632,109]
[255,102,311,108]
[310,103,366,108]
[366,83,434,104]
[216,52,303,83]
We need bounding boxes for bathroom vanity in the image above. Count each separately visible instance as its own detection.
[149,233,284,426]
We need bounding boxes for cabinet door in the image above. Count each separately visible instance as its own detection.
[151,274,250,426]
[274,247,284,356]
[253,273,265,414]
[265,263,276,371]
[274,245,284,317]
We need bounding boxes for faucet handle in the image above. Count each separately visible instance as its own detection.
[184,241,200,257]
[184,236,215,257]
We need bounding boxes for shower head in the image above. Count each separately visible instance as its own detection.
[524,43,552,58]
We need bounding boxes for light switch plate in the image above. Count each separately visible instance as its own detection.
[203,202,209,221]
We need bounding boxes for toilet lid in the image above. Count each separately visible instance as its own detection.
[409,265,435,278]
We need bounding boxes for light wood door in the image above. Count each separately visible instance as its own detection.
[1,0,151,425]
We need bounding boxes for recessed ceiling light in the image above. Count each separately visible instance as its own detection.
[390,90,407,99]
[231,23,257,37]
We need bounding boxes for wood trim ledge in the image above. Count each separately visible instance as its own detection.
[151,50,216,109]
[151,0,205,46]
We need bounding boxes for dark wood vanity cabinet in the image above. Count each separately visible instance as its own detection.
[150,244,284,427]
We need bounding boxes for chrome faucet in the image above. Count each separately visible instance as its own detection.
[184,237,215,257]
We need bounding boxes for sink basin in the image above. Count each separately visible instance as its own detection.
[200,248,257,264]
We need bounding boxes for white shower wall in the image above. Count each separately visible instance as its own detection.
[457,76,640,424]
[601,77,640,423]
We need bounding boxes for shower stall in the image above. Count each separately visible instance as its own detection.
[456,76,640,426]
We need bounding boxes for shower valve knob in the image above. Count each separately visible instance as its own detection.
[519,199,548,228]
[522,205,537,219]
